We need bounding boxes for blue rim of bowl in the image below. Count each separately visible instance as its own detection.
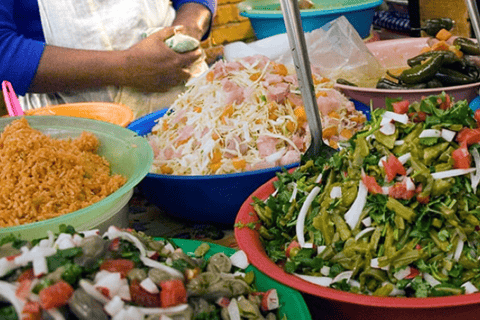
[127,100,371,180]
[239,0,383,18]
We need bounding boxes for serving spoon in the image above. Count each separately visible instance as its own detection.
[279,0,337,162]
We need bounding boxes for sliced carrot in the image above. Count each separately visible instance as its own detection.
[221,104,234,123]
[328,111,340,119]
[232,158,246,169]
[351,115,366,123]
[435,28,452,41]
[162,120,169,131]
[209,162,222,172]
[194,107,202,113]
[431,40,450,51]
[212,132,220,140]
[322,126,338,139]
[160,165,173,174]
[294,107,307,125]
[328,139,339,149]
[250,72,262,81]
[206,71,214,82]
[286,120,296,132]
[449,45,464,58]
[273,63,288,76]
[316,91,328,98]
[419,46,432,54]
[340,128,353,139]
[175,138,189,147]
[211,150,222,163]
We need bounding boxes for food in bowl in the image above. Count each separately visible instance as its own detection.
[0,118,126,227]
[236,92,480,298]
[147,55,367,175]
[0,226,306,320]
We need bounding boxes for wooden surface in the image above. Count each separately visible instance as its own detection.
[419,0,471,37]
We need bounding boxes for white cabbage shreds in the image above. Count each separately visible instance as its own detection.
[148,55,366,175]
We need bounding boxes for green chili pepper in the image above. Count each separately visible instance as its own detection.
[376,77,428,90]
[336,78,358,87]
[453,37,480,55]
[435,67,476,86]
[386,198,416,222]
[407,50,462,67]
[422,18,454,37]
[398,54,444,84]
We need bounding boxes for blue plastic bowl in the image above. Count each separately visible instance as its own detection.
[239,0,383,39]
[127,100,370,226]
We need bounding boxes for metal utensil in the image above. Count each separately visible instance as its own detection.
[279,0,337,161]
[2,81,24,117]
[466,0,480,57]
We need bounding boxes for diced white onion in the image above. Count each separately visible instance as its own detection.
[378,156,387,167]
[379,122,396,136]
[320,266,330,276]
[33,257,48,277]
[229,250,250,269]
[354,227,375,241]
[0,281,24,318]
[140,278,159,294]
[441,129,456,142]
[294,273,333,287]
[380,116,393,126]
[332,271,353,284]
[431,168,476,179]
[454,239,464,262]
[79,280,110,304]
[344,181,368,230]
[382,186,390,195]
[315,173,323,184]
[393,266,411,280]
[471,148,480,192]
[394,140,405,146]
[289,183,298,203]
[419,129,441,138]
[405,177,415,191]
[330,186,342,199]
[124,306,143,320]
[370,258,388,270]
[462,281,479,294]
[227,298,241,320]
[423,272,441,287]
[140,256,184,280]
[0,258,16,277]
[138,304,189,315]
[105,296,125,316]
[317,245,326,255]
[384,111,409,124]
[398,153,411,164]
[45,308,65,320]
[362,217,372,227]
[296,186,321,248]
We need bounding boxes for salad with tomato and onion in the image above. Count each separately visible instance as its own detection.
[242,92,480,297]
[0,226,282,320]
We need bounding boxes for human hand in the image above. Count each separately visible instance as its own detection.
[121,26,203,92]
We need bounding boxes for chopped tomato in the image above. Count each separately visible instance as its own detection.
[475,109,480,127]
[261,289,279,311]
[22,301,41,320]
[383,154,407,182]
[456,128,480,146]
[438,94,452,110]
[99,259,135,278]
[408,111,427,123]
[405,267,420,279]
[17,268,35,282]
[39,280,74,310]
[130,280,162,308]
[160,279,187,308]
[362,174,383,194]
[15,279,33,301]
[392,100,410,114]
[388,182,415,200]
[452,144,472,169]
[285,240,301,258]
[108,237,121,251]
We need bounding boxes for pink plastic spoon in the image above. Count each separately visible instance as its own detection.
[2,80,24,116]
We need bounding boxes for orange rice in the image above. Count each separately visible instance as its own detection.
[0,118,127,227]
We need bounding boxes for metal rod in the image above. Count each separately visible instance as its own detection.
[466,0,480,45]
[279,0,323,156]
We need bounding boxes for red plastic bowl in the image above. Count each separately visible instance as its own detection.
[235,173,480,320]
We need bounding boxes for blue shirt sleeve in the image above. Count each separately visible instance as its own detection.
[171,0,217,40]
[0,0,45,96]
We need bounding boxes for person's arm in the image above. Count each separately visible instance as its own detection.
[171,0,216,41]
[29,27,202,93]
[0,0,46,96]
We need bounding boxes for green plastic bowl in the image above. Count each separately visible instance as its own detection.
[0,115,153,240]
[168,238,312,320]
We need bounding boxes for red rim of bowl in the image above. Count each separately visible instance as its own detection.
[234,172,480,309]
[334,81,480,96]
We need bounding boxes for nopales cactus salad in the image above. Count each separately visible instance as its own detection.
[249,92,480,297]
[0,226,282,319]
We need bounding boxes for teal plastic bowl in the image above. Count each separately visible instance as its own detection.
[0,116,153,239]
[238,0,383,39]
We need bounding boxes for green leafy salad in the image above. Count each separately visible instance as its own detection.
[248,92,480,298]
